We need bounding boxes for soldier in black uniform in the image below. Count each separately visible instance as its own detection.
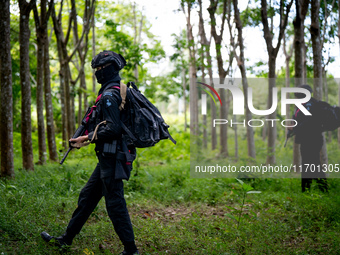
[292,84,328,192]
[41,51,139,255]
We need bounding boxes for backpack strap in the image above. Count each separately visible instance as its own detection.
[167,132,177,145]
[119,82,127,110]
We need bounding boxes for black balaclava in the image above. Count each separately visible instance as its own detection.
[94,64,120,84]
[92,50,126,85]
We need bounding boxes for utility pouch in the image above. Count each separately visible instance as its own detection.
[114,141,136,180]
[103,140,117,155]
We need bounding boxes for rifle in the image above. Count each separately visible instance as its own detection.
[60,107,92,165]
[284,129,295,148]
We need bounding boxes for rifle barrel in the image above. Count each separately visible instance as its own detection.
[60,147,72,165]
[284,138,288,148]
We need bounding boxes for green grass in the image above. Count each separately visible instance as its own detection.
[1,129,340,254]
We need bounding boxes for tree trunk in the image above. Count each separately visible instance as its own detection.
[36,36,47,165]
[293,0,309,167]
[70,79,76,134]
[33,2,48,165]
[261,0,293,164]
[201,60,208,149]
[44,29,58,161]
[267,58,277,164]
[338,81,340,148]
[182,69,187,132]
[283,34,294,137]
[52,4,68,148]
[209,80,217,150]
[208,0,229,156]
[34,0,57,162]
[233,115,239,159]
[338,0,340,147]
[92,12,96,93]
[77,79,82,127]
[182,2,198,136]
[52,0,94,146]
[0,0,15,178]
[323,70,331,143]
[310,0,328,166]
[233,0,256,158]
[71,0,93,122]
[310,0,323,100]
[198,0,207,149]
[19,0,35,171]
[198,0,216,150]
[132,2,143,82]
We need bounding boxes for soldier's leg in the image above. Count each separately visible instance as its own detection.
[300,139,323,192]
[64,164,103,242]
[301,178,312,192]
[311,139,327,192]
[300,143,313,192]
[103,177,137,254]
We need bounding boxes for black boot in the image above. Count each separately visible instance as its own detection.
[41,231,73,248]
[119,250,139,255]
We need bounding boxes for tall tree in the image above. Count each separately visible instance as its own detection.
[52,0,94,147]
[71,0,95,125]
[198,0,217,150]
[282,27,301,166]
[33,0,54,164]
[282,31,294,131]
[320,0,337,143]
[51,2,68,148]
[198,0,207,149]
[294,0,309,85]
[0,0,15,178]
[181,0,199,136]
[44,23,58,162]
[170,30,189,131]
[132,2,144,82]
[338,0,340,146]
[19,0,36,171]
[310,0,328,165]
[208,0,232,156]
[293,0,309,167]
[260,0,293,164]
[310,0,323,99]
[232,0,256,158]
[92,7,96,93]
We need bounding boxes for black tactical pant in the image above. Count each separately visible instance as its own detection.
[300,138,328,192]
[65,163,135,245]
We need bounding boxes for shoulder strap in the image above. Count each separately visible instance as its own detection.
[119,82,127,110]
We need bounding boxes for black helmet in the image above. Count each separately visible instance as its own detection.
[299,84,313,93]
[91,50,126,70]
[295,84,313,98]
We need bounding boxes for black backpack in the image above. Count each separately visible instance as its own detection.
[316,100,340,131]
[118,82,176,148]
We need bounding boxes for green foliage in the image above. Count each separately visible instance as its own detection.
[3,1,340,253]
[2,128,340,254]
[241,7,262,27]
[98,2,165,90]
[225,178,261,229]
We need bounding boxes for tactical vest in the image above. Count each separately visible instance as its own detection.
[85,84,136,180]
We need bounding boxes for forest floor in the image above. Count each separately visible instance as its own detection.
[1,154,340,254]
